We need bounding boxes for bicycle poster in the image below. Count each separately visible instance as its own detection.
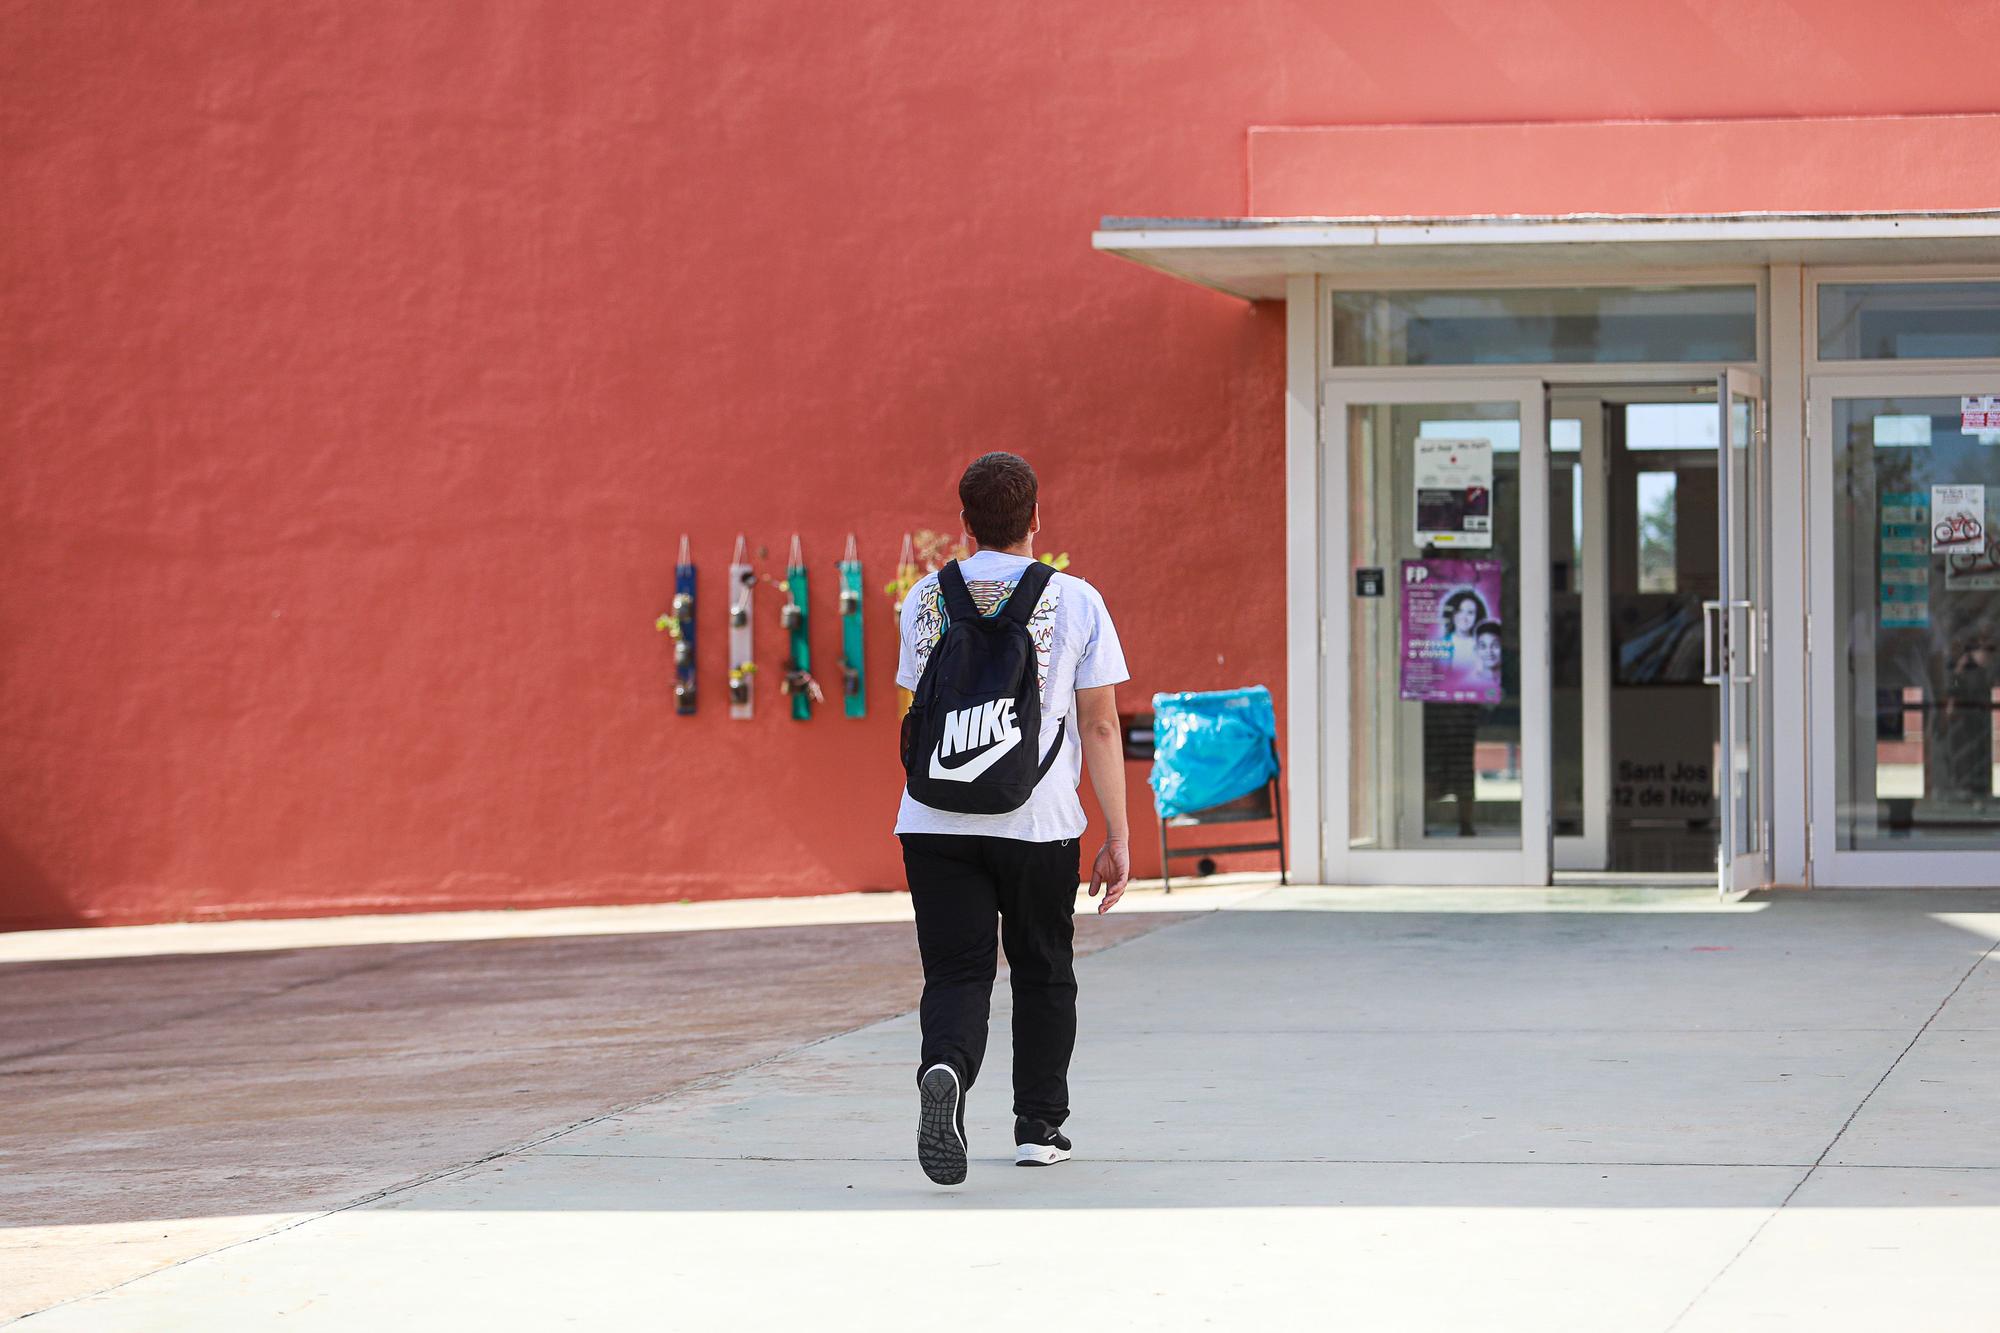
[1931,484,1985,553]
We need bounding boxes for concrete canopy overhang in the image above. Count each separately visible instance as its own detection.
[1092,211,2000,301]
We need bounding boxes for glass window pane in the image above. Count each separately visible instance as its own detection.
[1626,402,1719,451]
[1833,396,2000,850]
[1330,286,1756,366]
[1818,282,2000,360]
[1348,402,1521,850]
[1636,472,1679,593]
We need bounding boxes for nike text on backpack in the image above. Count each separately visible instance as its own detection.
[901,560,1064,815]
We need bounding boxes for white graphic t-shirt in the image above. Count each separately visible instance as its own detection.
[894,551,1129,842]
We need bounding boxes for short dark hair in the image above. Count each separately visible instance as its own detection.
[958,452,1038,549]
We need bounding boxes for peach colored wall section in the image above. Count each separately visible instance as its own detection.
[1250,115,2000,218]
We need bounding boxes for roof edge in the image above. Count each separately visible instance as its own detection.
[1098,208,2000,233]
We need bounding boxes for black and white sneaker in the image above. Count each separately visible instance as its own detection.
[1014,1117,1072,1167]
[917,1063,967,1185]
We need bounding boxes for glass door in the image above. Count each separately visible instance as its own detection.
[1711,368,1769,894]
[1324,379,1551,885]
[1809,373,2000,886]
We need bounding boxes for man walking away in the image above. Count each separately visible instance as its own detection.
[895,452,1130,1186]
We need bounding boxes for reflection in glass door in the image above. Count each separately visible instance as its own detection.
[1811,375,2000,886]
[1553,386,1735,878]
[1325,380,1550,885]
[1715,368,1768,894]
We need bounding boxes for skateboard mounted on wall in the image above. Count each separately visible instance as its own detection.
[838,533,865,718]
[778,534,823,720]
[655,534,698,714]
[727,534,756,718]
[887,531,921,717]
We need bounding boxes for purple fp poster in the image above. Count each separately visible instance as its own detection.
[1400,558,1504,704]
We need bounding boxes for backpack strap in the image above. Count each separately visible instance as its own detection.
[1036,717,1066,778]
[1000,559,1056,627]
[936,560,979,625]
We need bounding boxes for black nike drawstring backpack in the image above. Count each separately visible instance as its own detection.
[901,560,1064,814]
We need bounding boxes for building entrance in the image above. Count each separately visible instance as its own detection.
[1324,369,1768,891]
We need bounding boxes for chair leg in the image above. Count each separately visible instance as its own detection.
[1158,814,1171,895]
[1272,776,1288,886]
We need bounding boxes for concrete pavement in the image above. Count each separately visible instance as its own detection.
[0,890,1202,1322]
[8,884,2000,1330]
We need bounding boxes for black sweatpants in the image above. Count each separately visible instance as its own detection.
[900,832,1081,1128]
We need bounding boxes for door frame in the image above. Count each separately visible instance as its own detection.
[1281,269,1776,888]
[1319,376,1553,885]
[1806,367,2000,887]
[1546,378,1771,884]
[1548,390,1611,871]
[1718,367,1773,894]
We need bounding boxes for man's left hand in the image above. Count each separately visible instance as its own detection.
[1088,838,1130,914]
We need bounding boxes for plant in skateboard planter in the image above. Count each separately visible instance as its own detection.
[882,530,968,600]
[781,660,825,704]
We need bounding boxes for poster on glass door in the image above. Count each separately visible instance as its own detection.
[1931,484,1986,552]
[1879,491,1931,628]
[1400,558,1504,704]
[1413,437,1493,548]
[1944,491,2000,590]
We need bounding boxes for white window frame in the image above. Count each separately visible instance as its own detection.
[1288,268,1773,887]
[1801,266,2000,887]
[1318,375,1552,886]
[1806,266,2000,375]
[1321,267,1767,380]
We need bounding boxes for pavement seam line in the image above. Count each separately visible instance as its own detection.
[529,1153,1834,1168]
[11,904,1219,1325]
[526,1152,2000,1170]
[1664,935,2000,1333]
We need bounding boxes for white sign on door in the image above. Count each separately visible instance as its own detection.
[1413,438,1493,549]
[1932,484,1986,552]
[1963,395,2000,433]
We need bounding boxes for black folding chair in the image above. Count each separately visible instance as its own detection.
[1157,739,1287,894]
[1121,712,1287,894]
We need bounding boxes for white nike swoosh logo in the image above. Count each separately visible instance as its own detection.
[928,728,1022,783]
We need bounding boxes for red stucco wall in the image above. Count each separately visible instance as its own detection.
[5,2,1997,928]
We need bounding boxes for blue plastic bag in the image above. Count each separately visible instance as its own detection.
[1148,686,1280,819]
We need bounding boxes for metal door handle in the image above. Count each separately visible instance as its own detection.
[1701,600,1725,685]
